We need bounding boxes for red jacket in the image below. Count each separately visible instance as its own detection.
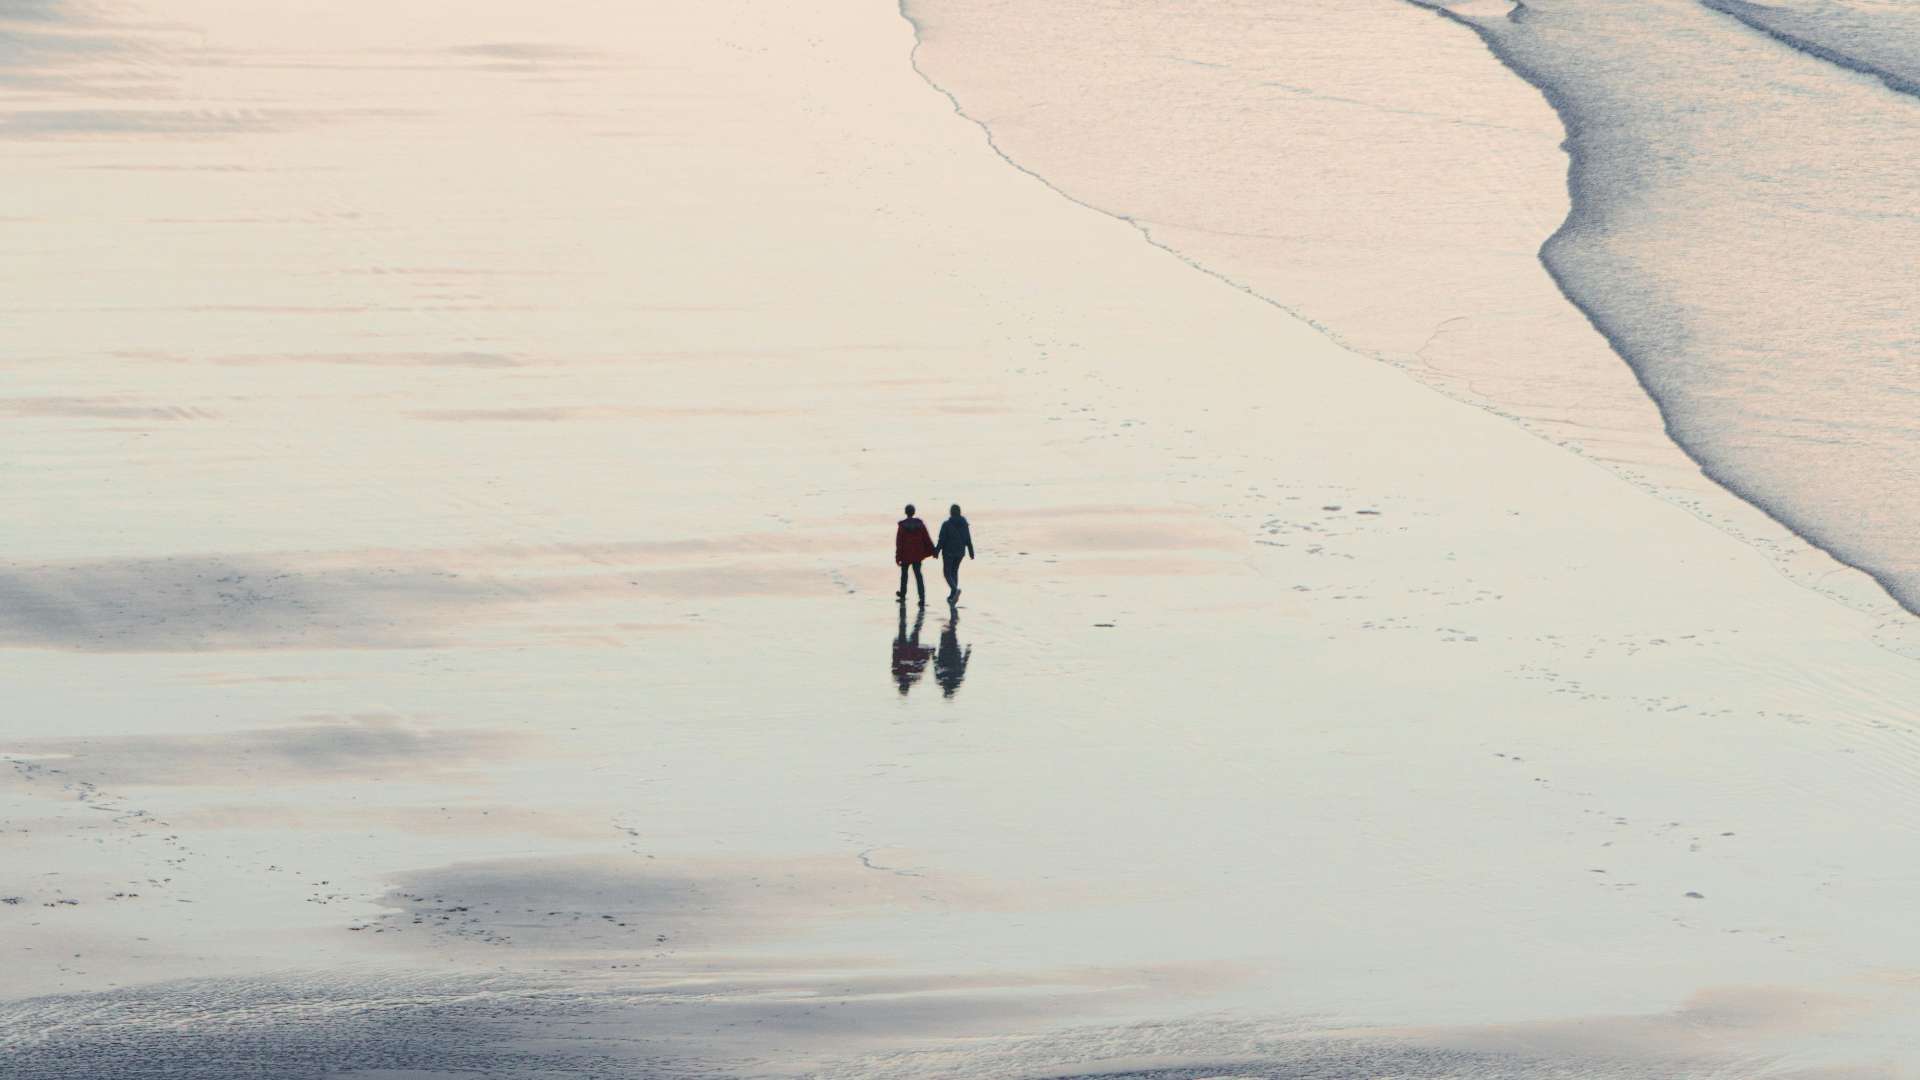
[895,517,937,565]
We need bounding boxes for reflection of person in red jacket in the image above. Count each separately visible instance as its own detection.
[894,503,938,605]
[891,605,932,695]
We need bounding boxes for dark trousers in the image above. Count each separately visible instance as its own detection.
[942,555,962,593]
[898,561,926,601]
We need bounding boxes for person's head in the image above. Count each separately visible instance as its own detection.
[949,504,962,518]
[904,503,915,517]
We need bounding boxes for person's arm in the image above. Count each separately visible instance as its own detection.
[967,525,975,559]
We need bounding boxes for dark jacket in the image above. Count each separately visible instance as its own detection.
[895,517,937,565]
[936,516,973,560]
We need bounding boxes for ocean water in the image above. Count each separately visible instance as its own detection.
[903,0,1920,615]
[1705,0,1920,97]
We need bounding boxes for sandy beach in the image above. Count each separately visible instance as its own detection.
[5,1,1920,1076]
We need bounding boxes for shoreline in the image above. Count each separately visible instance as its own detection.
[900,0,1920,634]
[1410,0,1920,619]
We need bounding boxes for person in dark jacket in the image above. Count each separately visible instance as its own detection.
[894,504,937,605]
[934,504,974,605]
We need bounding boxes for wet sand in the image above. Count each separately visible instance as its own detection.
[4,0,1920,1076]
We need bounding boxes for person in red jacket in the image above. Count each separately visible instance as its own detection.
[894,503,938,605]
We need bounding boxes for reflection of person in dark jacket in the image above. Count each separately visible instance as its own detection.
[934,608,970,698]
[895,504,937,605]
[934,504,974,605]
[891,605,932,695]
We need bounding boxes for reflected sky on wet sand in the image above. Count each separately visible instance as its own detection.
[3,971,1907,1080]
[6,0,1920,1075]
